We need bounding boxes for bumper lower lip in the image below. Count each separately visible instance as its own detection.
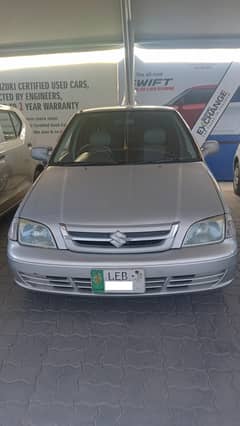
[8,239,238,296]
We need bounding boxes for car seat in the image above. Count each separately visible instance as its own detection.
[89,129,111,151]
[143,128,168,162]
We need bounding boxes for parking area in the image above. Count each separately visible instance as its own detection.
[0,183,239,425]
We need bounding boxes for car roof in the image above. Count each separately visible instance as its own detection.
[80,105,175,114]
[190,84,216,90]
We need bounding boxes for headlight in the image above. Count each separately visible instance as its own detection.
[183,215,225,247]
[18,219,56,249]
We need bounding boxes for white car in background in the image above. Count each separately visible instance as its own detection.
[0,104,44,217]
[233,144,240,195]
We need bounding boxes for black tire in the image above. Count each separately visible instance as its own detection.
[33,167,43,182]
[233,161,240,195]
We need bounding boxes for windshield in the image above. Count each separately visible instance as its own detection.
[50,110,201,166]
[167,87,216,106]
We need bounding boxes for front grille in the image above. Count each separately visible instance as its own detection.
[18,271,226,296]
[61,224,179,254]
[19,273,75,292]
[167,272,225,290]
[146,277,167,293]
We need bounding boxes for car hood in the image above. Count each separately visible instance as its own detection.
[20,162,224,227]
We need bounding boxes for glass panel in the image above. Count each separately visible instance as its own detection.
[10,112,22,136]
[0,112,16,140]
[51,110,201,166]
[182,87,215,105]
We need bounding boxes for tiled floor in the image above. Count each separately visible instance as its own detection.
[0,183,240,426]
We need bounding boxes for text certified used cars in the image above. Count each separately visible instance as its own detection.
[8,106,237,296]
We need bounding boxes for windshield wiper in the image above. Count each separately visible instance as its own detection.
[133,159,180,164]
[52,161,119,167]
[52,158,198,167]
[133,157,198,164]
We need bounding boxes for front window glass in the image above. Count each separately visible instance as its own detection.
[168,87,215,106]
[51,110,201,166]
[183,87,215,105]
[10,112,22,136]
[0,111,16,141]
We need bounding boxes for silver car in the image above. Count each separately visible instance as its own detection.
[8,106,237,296]
[0,104,43,217]
[233,143,240,195]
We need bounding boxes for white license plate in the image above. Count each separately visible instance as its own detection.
[91,269,145,293]
[104,269,145,293]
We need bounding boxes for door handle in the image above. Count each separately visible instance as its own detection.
[0,154,5,161]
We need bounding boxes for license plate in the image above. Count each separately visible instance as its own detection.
[91,269,145,293]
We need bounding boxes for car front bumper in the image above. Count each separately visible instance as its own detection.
[8,239,238,296]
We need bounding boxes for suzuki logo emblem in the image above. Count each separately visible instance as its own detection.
[110,231,127,248]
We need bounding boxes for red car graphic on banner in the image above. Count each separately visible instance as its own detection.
[167,85,216,128]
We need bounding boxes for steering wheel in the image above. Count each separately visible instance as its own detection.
[76,143,115,162]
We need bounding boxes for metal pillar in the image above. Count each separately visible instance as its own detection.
[120,0,135,106]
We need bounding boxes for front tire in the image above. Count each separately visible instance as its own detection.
[233,161,240,195]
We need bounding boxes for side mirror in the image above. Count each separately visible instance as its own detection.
[31,147,52,164]
[201,140,219,157]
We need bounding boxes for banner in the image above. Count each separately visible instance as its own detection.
[192,62,240,145]
[0,64,118,147]
[118,58,240,179]
[133,57,228,106]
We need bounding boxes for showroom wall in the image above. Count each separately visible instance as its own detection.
[130,56,240,180]
[0,61,120,147]
[0,49,239,180]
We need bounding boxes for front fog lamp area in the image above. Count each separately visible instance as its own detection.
[18,219,56,249]
[183,216,225,247]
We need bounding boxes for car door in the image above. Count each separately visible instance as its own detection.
[9,110,34,188]
[0,124,11,215]
[0,110,32,211]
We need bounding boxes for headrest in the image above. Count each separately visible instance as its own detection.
[89,129,111,147]
[144,128,167,146]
